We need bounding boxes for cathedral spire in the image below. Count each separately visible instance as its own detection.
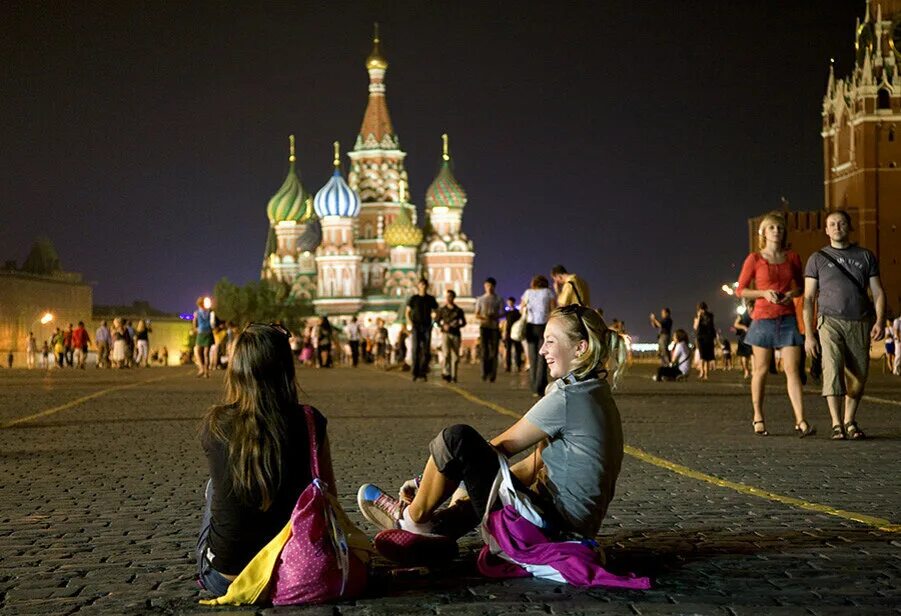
[356,25,397,151]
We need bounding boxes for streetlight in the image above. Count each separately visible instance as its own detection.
[202,297,212,310]
[40,312,53,325]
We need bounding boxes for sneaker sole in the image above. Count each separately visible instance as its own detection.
[357,484,396,530]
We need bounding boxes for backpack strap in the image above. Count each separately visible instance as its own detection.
[817,249,869,297]
[302,405,320,479]
[567,280,584,306]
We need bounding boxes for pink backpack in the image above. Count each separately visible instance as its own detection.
[270,406,368,605]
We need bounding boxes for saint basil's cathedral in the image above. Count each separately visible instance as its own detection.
[260,31,475,322]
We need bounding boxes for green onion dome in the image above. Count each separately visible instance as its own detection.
[425,134,467,210]
[266,135,309,224]
[384,206,423,248]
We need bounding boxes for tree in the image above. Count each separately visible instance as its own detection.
[212,277,307,331]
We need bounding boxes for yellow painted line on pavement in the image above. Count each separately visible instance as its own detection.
[0,374,177,429]
[438,382,901,534]
[862,395,901,407]
[723,381,901,407]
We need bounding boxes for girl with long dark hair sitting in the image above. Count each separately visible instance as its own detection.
[196,324,335,595]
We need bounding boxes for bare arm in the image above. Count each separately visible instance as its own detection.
[489,417,549,458]
[870,276,886,341]
[803,277,819,358]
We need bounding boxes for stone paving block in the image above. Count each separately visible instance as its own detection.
[0,365,899,615]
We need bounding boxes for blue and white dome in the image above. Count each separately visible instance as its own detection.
[313,143,361,218]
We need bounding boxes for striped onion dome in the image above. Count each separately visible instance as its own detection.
[425,134,467,209]
[266,136,308,223]
[384,206,422,248]
[313,142,361,218]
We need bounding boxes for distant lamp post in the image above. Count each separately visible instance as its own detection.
[40,312,54,325]
[736,304,748,316]
[720,281,738,296]
[202,297,212,310]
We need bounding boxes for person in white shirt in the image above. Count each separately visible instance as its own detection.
[654,329,691,381]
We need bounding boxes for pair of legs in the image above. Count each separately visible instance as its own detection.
[525,323,548,395]
[404,424,552,540]
[480,328,500,381]
[819,316,871,437]
[657,334,671,366]
[410,327,431,380]
[751,345,809,433]
[696,340,714,379]
[194,344,211,377]
[349,340,359,367]
[504,337,523,371]
[655,366,685,381]
[442,333,461,382]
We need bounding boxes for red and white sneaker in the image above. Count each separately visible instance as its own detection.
[357,483,403,530]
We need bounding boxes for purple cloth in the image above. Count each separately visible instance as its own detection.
[479,505,651,589]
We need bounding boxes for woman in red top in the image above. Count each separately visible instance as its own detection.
[736,212,815,437]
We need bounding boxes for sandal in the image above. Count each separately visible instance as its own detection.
[831,425,846,440]
[795,421,817,438]
[753,420,768,436]
[844,421,865,440]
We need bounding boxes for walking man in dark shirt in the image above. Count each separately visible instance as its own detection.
[803,210,885,440]
[502,296,523,372]
[475,277,504,382]
[649,308,673,366]
[406,278,438,382]
[436,289,466,382]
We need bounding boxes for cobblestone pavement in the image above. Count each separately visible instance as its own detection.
[0,362,898,615]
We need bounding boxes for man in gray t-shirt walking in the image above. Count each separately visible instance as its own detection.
[802,210,886,440]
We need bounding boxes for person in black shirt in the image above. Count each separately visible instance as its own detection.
[649,308,673,366]
[406,278,438,381]
[436,290,466,382]
[502,297,523,372]
[197,324,336,596]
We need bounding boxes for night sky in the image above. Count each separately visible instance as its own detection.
[1,1,863,340]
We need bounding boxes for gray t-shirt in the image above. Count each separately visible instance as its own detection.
[522,375,623,538]
[804,245,879,320]
[475,293,504,329]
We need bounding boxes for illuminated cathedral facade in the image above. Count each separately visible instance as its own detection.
[261,32,476,321]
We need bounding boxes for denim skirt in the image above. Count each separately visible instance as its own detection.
[744,314,804,349]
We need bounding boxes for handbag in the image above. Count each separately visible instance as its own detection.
[510,306,528,342]
[200,406,369,607]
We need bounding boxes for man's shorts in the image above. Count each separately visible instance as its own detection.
[817,315,872,397]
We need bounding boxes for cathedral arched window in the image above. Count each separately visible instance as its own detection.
[878,88,891,110]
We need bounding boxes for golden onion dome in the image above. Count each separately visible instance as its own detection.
[384,206,423,248]
[366,24,388,71]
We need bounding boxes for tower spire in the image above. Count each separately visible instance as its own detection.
[289,134,296,163]
[333,141,341,168]
[442,133,450,162]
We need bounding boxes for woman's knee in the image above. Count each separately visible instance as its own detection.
[429,424,485,476]
[440,424,482,450]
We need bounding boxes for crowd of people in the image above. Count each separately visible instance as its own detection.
[21,319,167,370]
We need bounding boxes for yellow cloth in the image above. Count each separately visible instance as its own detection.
[199,518,292,606]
